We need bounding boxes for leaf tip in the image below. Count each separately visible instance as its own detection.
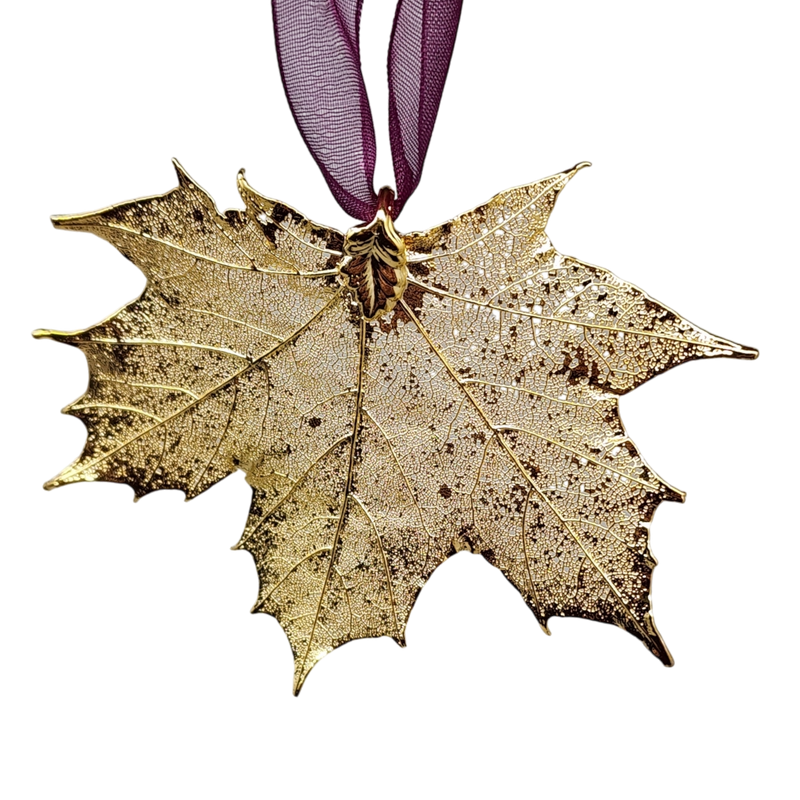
[247,591,267,617]
[536,619,556,639]
[28,325,76,344]
[28,325,50,342]
[664,481,689,506]
[50,214,74,229]
[566,161,592,180]
[167,153,199,188]
[289,670,305,700]
[736,342,764,364]
[392,635,411,653]
[233,164,251,208]
[289,647,334,700]
[707,337,759,361]
[233,164,250,198]
[39,468,81,494]
[167,153,188,172]
[654,645,675,667]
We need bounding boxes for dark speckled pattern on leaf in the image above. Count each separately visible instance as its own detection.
[37,160,757,693]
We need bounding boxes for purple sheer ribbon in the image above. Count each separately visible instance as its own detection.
[272,0,463,220]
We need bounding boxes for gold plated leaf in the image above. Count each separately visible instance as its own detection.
[37,160,757,692]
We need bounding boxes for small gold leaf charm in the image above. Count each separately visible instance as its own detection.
[339,187,407,319]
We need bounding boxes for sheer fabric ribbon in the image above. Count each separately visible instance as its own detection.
[272,0,463,220]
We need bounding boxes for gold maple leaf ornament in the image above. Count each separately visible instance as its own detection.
[37,160,757,693]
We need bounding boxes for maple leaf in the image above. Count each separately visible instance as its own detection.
[37,160,757,693]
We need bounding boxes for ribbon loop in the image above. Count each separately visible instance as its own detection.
[272,0,377,221]
[272,0,463,221]
[384,0,466,219]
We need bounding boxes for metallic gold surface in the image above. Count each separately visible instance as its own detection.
[340,186,407,319]
[37,160,757,693]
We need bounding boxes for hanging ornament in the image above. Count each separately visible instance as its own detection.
[37,0,757,693]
